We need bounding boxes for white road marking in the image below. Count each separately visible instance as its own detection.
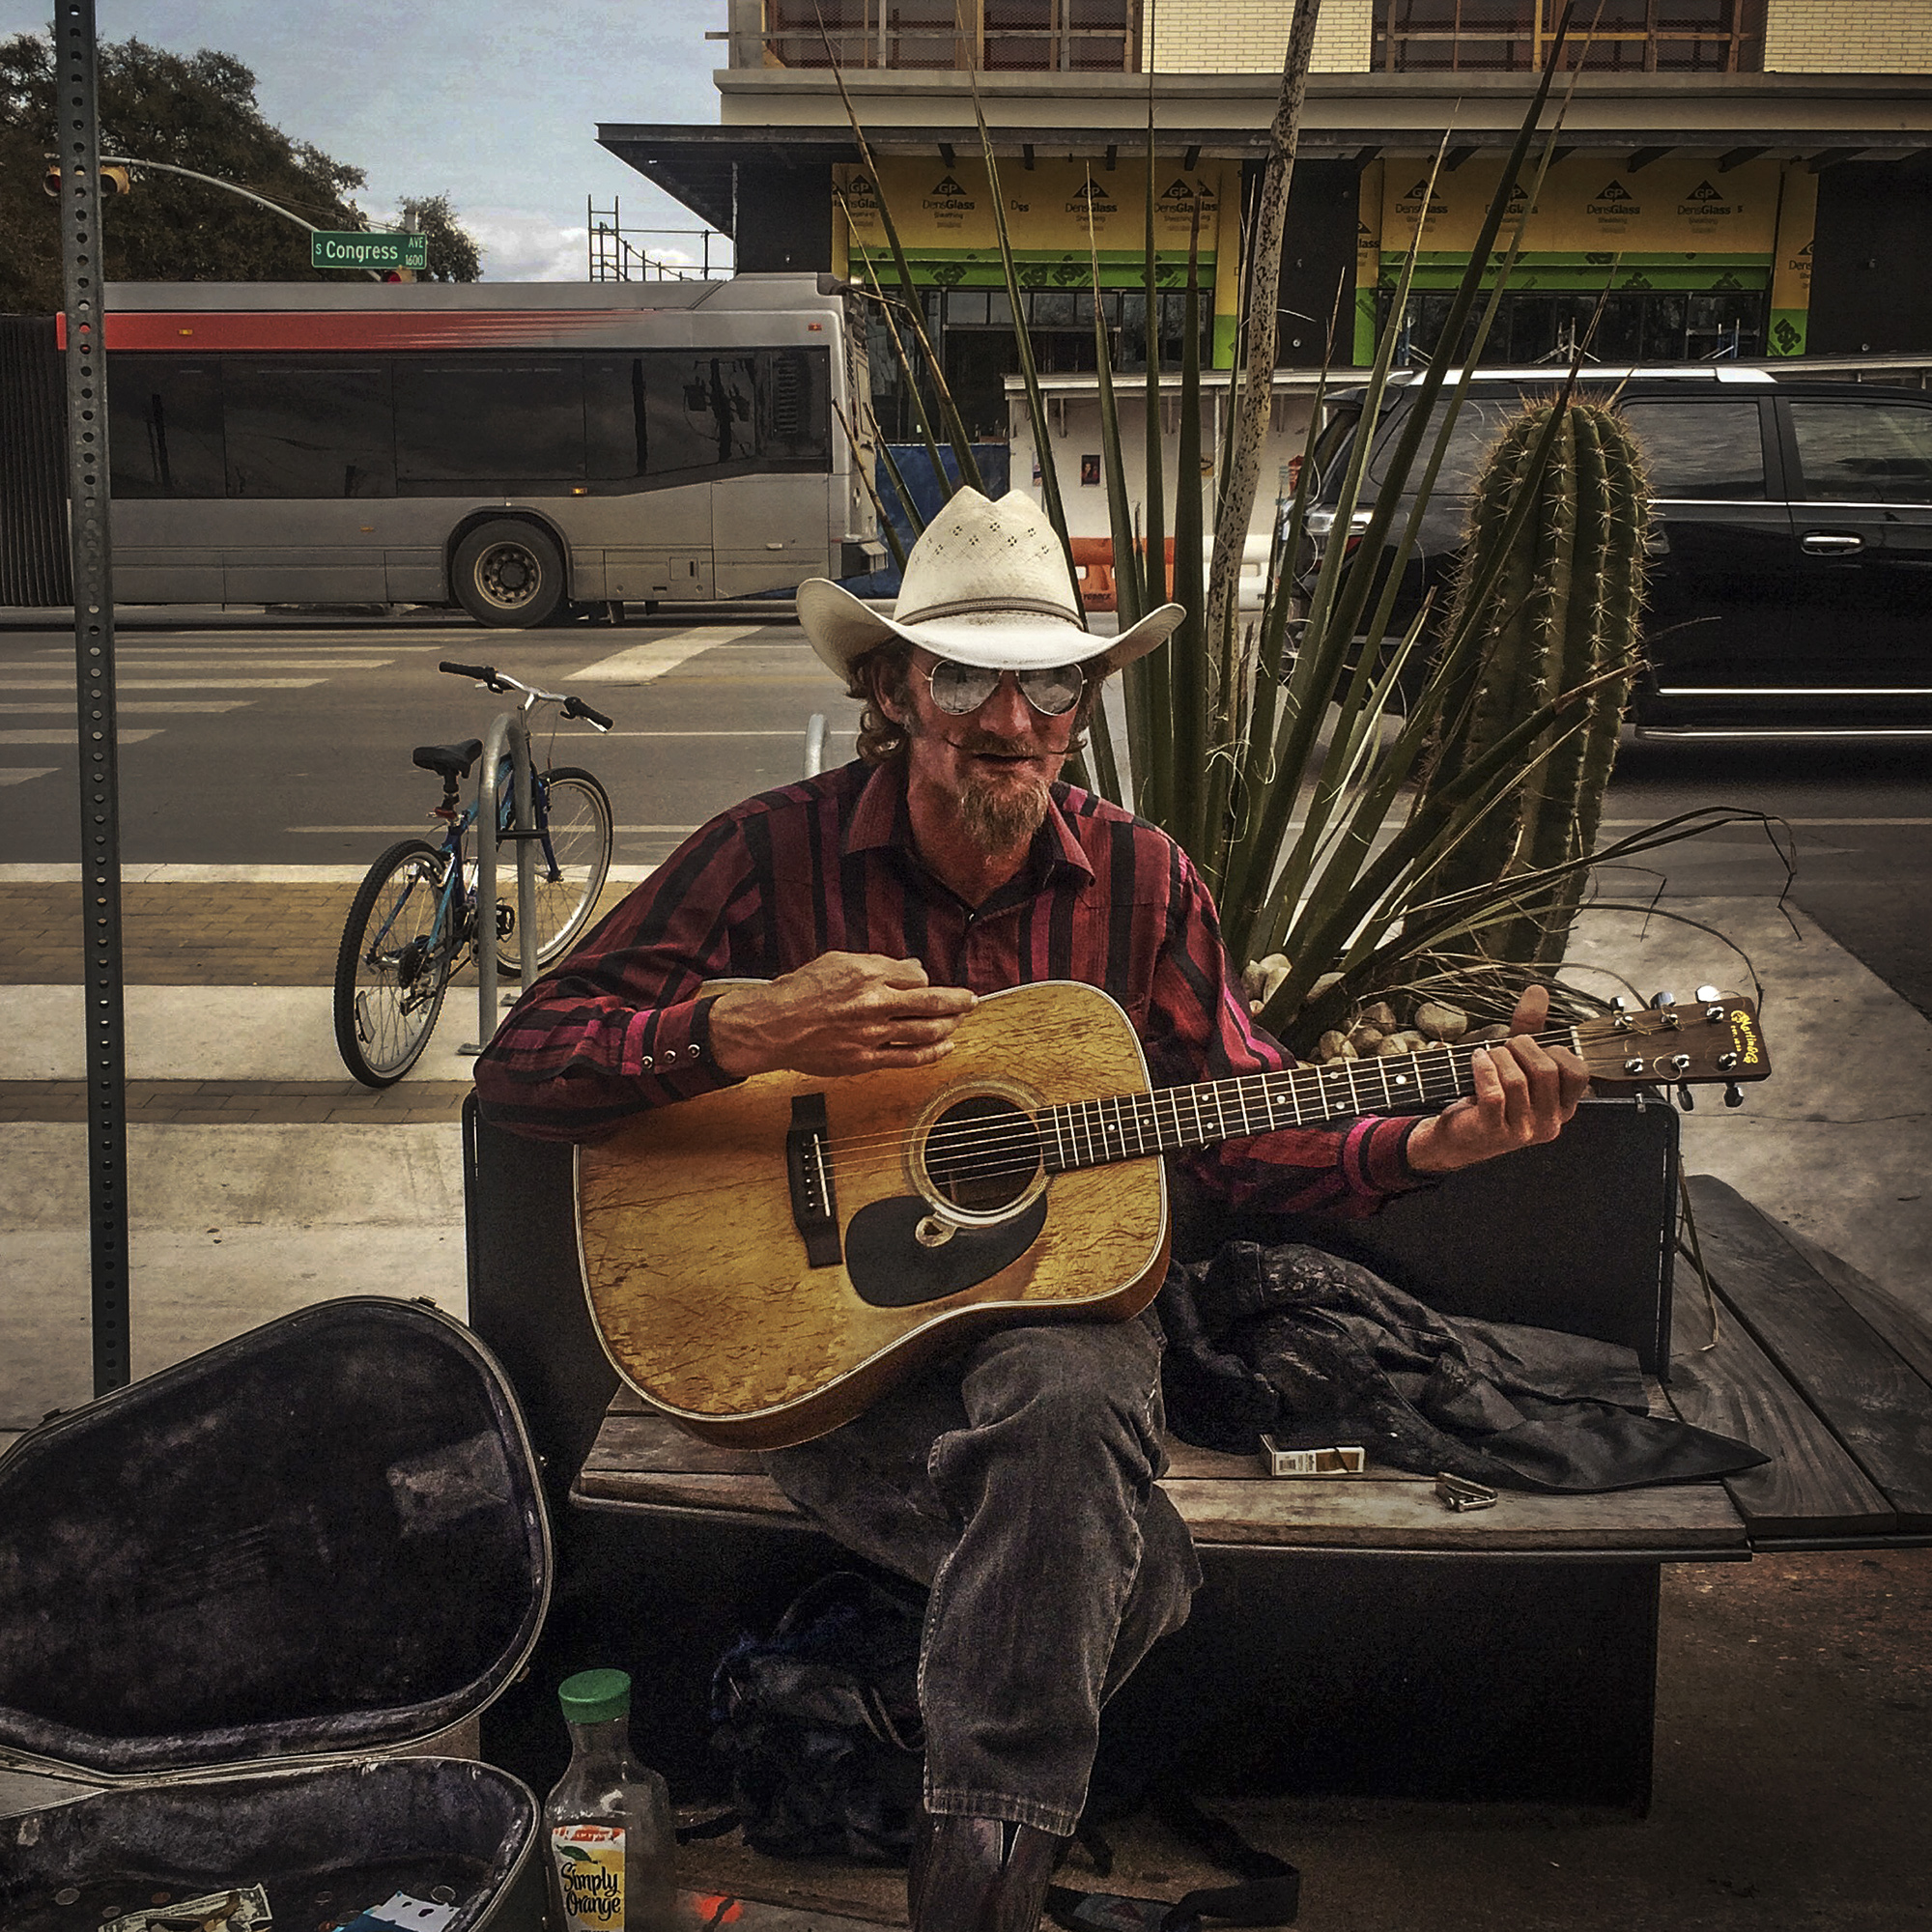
[0,729,162,745]
[0,678,326,690]
[14,658,395,671]
[570,625,772,681]
[0,701,253,714]
[0,769,55,786]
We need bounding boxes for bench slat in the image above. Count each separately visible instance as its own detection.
[575,1409,1747,1556]
[1666,1260,1896,1544]
[1687,1176,1932,1530]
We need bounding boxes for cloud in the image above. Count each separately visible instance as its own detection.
[454,206,725,283]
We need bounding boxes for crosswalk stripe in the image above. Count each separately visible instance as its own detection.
[0,729,161,745]
[0,701,253,714]
[14,658,395,671]
[571,625,774,682]
[0,678,326,690]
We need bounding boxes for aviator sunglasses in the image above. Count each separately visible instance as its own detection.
[919,657,1086,719]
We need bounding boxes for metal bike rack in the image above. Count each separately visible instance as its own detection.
[461,709,541,1055]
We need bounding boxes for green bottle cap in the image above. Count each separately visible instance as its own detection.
[558,1668,632,1724]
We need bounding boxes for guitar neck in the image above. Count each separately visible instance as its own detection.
[1036,1029,1576,1173]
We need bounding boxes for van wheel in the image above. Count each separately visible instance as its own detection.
[452,521,566,629]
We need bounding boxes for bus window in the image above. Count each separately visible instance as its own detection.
[108,356,225,498]
[584,357,645,481]
[397,356,586,483]
[645,353,758,475]
[224,361,395,497]
[762,350,831,463]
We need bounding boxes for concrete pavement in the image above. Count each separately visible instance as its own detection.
[4,864,1931,1929]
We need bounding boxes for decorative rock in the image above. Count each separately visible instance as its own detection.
[1317,1031,1356,1061]
[1374,1037,1412,1057]
[1240,952,1290,1002]
[1307,972,1344,1003]
[1389,1030,1428,1052]
[1414,1000,1468,1042]
[1348,1025,1384,1054]
[1465,1023,1512,1044]
[1361,1000,1400,1034]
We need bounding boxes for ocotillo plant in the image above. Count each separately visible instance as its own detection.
[1418,397,1650,968]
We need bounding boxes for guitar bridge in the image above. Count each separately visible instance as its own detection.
[785,1093,841,1268]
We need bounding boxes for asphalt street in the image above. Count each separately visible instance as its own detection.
[2,608,1927,1014]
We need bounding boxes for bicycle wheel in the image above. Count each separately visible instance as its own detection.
[497,766,614,971]
[334,839,456,1088]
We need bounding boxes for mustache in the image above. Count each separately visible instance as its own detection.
[947,726,1045,757]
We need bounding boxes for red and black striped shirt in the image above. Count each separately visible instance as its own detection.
[473,759,1425,1216]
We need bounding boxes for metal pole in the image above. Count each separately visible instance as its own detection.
[511,720,540,993]
[461,711,535,1053]
[55,0,130,1396]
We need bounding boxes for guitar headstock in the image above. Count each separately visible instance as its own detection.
[1573,988,1770,1106]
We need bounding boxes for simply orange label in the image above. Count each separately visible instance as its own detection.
[553,1824,626,1928]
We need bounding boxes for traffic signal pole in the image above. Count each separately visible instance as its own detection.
[54,0,131,1396]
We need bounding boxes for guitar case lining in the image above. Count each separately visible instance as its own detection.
[0,1298,552,1931]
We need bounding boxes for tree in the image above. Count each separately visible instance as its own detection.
[397,193,484,283]
[0,33,482,311]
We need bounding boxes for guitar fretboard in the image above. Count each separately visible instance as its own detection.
[1037,1029,1582,1174]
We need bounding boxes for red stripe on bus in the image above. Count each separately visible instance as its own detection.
[99,311,648,352]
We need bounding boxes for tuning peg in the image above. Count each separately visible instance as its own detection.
[1649,989,1678,1009]
[1695,983,1722,1003]
[1678,1082,1695,1111]
[1611,994,1634,1011]
[1723,1082,1746,1109]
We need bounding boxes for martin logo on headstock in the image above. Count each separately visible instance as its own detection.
[1577,985,1770,1111]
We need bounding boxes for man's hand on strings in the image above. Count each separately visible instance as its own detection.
[1404,981,1592,1175]
[708,952,976,1080]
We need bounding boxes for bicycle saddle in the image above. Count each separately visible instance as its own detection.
[412,739,485,781]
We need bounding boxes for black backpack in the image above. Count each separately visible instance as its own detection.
[708,1571,926,1863]
[706,1572,1299,1925]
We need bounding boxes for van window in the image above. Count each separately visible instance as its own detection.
[1621,400,1766,500]
[1789,399,1932,505]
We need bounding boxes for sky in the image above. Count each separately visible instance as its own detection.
[1,0,730,278]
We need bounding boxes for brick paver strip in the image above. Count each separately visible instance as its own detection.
[2,880,633,984]
[0,1080,473,1124]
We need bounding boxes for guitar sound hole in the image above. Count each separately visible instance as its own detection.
[924,1096,1042,1215]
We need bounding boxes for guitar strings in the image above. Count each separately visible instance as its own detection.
[810,1021,1605,1174]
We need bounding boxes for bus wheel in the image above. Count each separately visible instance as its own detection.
[452,521,566,628]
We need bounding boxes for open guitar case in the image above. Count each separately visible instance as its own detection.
[0,1297,553,1932]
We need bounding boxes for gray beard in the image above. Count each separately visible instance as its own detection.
[957,770,1051,856]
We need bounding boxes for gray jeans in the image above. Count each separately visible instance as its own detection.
[762,1313,1203,1837]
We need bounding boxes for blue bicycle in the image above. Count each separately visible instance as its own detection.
[332,661,616,1087]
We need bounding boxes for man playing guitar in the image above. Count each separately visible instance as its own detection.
[475,489,1588,1932]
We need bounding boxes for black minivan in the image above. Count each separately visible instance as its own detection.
[1300,367,1932,735]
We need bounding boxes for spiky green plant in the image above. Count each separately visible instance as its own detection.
[1419,398,1650,969]
[829,0,1759,1053]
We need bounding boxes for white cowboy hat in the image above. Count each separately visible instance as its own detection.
[796,487,1186,681]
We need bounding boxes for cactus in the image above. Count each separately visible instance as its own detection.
[1420,397,1650,970]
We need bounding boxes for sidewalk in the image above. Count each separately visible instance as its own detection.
[3,869,1930,1929]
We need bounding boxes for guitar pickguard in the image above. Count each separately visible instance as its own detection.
[844,1194,1050,1308]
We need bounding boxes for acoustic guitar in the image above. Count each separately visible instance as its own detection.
[576,980,1769,1449]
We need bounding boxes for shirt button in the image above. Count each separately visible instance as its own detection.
[640,1055,653,1068]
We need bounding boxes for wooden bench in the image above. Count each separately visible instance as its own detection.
[461,1094,1932,1812]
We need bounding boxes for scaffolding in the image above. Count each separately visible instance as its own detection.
[586,199,733,282]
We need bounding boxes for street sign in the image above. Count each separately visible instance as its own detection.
[310,230,428,272]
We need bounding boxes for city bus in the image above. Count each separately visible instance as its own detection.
[72,275,879,625]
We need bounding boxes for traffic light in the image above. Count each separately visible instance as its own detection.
[42,160,132,196]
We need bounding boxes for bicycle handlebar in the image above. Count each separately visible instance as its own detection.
[438,660,613,729]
